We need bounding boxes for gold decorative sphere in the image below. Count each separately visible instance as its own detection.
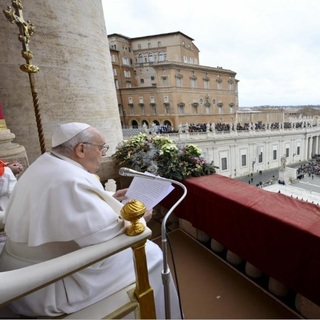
[121,199,146,236]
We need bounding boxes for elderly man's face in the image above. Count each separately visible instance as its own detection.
[81,128,107,173]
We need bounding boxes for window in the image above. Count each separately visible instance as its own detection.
[158,41,162,47]
[113,69,117,76]
[199,98,204,105]
[204,79,209,89]
[158,52,165,62]
[140,105,145,115]
[129,105,134,115]
[138,54,143,64]
[176,77,182,87]
[183,56,188,63]
[148,42,151,49]
[241,154,247,166]
[285,143,290,157]
[125,81,132,88]
[151,76,155,81]
[258,149,263,163]
[297,145,300,155]
[191,78,196,88]
[151,105,156,115]
[114,79,119,89]
[205,106,210,114]
[148,53,154,63]
[216,76,222,89]
[138,44,141,49]
[140,79,144,84]
[221,157,227,170]
[189,57,194,64]
[228,79,234,90]
[162,76,168,86]
[259,153,263,163]
[178,105,185,114]
[111,55,115,62]
[273,149,277,160]
[132,120,138,129]
[122,57,130,65]
[124,70,131,77]
[193,105,198,114]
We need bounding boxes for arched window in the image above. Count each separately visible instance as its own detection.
[138,54,143,64]
[148,53,154,63]
[158,52,164,62]
[131,120,138,129]
[142,120,149,127]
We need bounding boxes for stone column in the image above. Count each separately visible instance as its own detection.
[0,101,28,168]
[0,0,122,164]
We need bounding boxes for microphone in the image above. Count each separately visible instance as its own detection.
[119,167,167,181]
[119,167,187,319]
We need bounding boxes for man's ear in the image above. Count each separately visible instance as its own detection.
[74,143,86,158]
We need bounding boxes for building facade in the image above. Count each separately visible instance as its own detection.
[153,122,319,178]
[108,32,240,131]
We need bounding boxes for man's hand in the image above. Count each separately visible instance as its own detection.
[113,188,128,202]
[6,161,24,175]
[144,209,153,223]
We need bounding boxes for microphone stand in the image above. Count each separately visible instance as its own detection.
[118,168,187,318]
[160,179,187,319]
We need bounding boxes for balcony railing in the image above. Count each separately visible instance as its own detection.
[158,173,320,319]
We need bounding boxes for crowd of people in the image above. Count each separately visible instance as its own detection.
[174,121,313,134]
[141,120,314,135]
[297,160,320,178]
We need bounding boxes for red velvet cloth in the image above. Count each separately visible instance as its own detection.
[161,174,320,305]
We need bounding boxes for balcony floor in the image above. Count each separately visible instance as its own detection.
[152,229,301,319]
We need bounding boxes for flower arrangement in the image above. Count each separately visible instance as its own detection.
[112,133,217,180]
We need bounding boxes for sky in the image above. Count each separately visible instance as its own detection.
[102,0,320,107]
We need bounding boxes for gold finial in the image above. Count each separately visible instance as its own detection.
[121,199,146,236]
[3,0,46,154]
[3,0,38,73]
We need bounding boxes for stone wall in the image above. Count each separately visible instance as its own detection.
[0,0,122,163]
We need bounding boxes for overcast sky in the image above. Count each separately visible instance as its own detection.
[102,0,320,107]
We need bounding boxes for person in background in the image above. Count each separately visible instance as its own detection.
[0,160,23,213]
[0,122,180,318]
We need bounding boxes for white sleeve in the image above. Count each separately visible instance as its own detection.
[74,217,127,247]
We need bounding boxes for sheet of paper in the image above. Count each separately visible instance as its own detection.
[123,173,174,210]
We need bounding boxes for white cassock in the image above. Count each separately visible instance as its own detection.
[0,152,181,318]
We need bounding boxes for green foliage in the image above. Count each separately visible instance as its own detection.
[112,133,217,180]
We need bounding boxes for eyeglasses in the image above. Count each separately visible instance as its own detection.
[82,142,109,154]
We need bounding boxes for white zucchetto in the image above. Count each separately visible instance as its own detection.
[52,122,91,147]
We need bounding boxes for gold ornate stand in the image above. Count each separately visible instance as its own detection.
[3,0,46,154]
[121,200,156,318]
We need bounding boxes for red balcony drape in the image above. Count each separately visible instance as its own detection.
[161,174,320,306]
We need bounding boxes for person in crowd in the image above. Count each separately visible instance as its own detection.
[0,160,23,213]
[0,122,181,318]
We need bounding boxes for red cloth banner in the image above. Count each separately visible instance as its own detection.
[161,174,320,305]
